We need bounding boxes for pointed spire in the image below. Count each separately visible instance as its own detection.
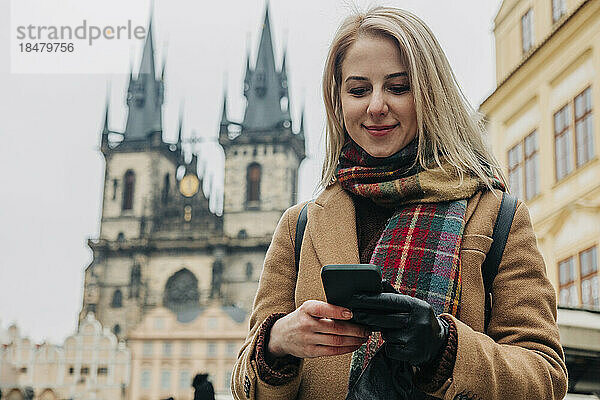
[242,2,287,131]
[220,87,229,125]
[161,57,166,81]
[299,104,305,134]
[138,16,156,77]
[177,106,184,145]
[102,94,110,135]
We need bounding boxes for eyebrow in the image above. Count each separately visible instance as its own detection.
[344,72,408,83]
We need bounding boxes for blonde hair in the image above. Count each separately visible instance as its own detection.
[320,7,507,191]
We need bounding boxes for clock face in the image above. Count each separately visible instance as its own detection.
[179,174,200,197]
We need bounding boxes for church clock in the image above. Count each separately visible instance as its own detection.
[179,174,200,197]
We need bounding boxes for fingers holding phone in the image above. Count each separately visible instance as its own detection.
[267,300,370,359]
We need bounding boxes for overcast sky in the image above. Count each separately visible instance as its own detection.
[0,0,503,343]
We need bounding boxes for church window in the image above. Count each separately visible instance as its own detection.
[117,232,125,242]
[112,179,118,200]
[253,147,257,156]
[237,230,247,239]
[112,324,121,336]
[246,262,253,280]
[163,269,200,312]
[111,289,123,308]
[122,170,135,211]
[87,303,96,314]
[246,163,261,205]
[129,264,141,298]
[162,173,170,204]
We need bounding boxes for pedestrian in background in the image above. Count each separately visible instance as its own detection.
[232,6,567,399]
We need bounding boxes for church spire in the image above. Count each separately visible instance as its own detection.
[123,14,164,142]
[241,2,286,131]
[101,91,111,154]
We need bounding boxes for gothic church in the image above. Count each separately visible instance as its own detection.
[79,6,305,340]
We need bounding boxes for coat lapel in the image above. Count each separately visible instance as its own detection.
[307,183,360,267]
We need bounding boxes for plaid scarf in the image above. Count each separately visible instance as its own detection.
[336,138,492,389]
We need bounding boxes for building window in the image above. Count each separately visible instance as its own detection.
[181,342,192,356]
[207,342,217,357]
[143,341,153,356]
[508,131,539,200]
[112,324,121,336]
[179,370,191,389]
[521,8,534,53]
[245,262,253,280]
[97,366,108,375]
[580,246,598,307]
[122,170,135,211]
[574,87,594,167]
[19,367,27,373]
[246,163,261,205]
[112,179,118,200]
[163,341,172,356]
[163,268,200,312]
[552,0,566,23]
[80,367,89,375]
[555,87,595,181]
[558,257,577,306]
[141,369,151,389]
[162,173,170,204]
[111,289,123,308]
[554,104,573,180]
[160,370,171,390]
[226,342,238,357]
[207,317,218,330]
[68,366,74,375]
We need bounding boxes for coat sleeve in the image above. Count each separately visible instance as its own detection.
[231,205,305,400]
[425,201,568,400]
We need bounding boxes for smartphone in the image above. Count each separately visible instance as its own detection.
[321,264,382,309]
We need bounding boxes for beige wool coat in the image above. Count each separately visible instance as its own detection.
[231,182,568,400]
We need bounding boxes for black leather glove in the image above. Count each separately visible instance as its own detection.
[349,282,450,367]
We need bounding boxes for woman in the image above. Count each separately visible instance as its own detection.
[232,7,567,400]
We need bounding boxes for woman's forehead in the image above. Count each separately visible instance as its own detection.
[341,35,407,80]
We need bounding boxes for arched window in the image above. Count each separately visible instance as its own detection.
[246,262,253,280]
[246,163,261,204]
[122,170,135,211]
[129,264,141,298]
[112,324,121,336]
[163,269,200,312]
[111,289,123,308]
[162,173,170,205]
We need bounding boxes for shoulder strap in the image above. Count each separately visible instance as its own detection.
[294,200,314,272]
[483,192,518,332]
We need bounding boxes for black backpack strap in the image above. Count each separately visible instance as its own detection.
[294,200,314,272]
[483,192,518,332]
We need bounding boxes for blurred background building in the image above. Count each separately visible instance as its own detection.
[480,0,600,397]
[0,314,130,400]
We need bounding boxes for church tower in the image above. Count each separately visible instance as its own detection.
[81,18,221,339]
[219,4,305,239]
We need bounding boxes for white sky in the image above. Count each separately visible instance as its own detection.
[0,0,503,343]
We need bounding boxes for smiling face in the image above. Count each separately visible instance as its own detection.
[340,34,417,158]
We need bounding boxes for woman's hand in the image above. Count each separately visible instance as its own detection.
[267,300,370,359]
[349,293,449,366]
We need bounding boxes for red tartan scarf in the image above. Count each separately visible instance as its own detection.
[336,138,491,388]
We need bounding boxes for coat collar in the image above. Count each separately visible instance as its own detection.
[307,182,360,267]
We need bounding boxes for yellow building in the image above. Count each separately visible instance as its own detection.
[127,303,248,400]
[480,0,600,395]
[481,0,599,309]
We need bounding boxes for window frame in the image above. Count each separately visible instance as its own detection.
[551,0,566,23]
[558,245,599,309]
[574,86,594,167]
[507,130,539,200]
[521,8,534,54]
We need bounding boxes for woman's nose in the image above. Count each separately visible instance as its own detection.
[367,90,388,117]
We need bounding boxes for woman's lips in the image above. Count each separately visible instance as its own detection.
[362,124,398,136]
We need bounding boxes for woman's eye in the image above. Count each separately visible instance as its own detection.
[389,85,410,94]
[348,87,368,96]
